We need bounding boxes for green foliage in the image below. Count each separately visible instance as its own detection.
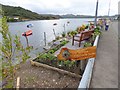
[61,32,66,37]
[46,40,68,55]
[2,4,60,21]
[67,31,72,37]
[60,40,68,46]
[7,18,18,22]
[93,27,101,37]
[70,31,78,36]
[84,42,92,47]
[38,53,56,61]
[0,16,32,88]
[48,49,55,54]
[58,60,76,68]
[52,47,58,52]
[55,36,60,40]
[67,30,78,37]
[85,25,89,29]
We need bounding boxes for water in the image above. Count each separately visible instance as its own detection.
[8,18,95,64]
[9,18,94,50]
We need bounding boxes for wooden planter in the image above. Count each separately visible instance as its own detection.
[30,60,82,78]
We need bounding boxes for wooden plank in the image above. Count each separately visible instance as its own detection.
[30,60,81,78]
[57,46,96,60]
[16,77,20,90]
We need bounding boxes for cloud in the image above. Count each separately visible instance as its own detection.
[0,0,119,15]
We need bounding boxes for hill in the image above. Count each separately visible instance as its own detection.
[60,14,94,18]
[1,4,60,22]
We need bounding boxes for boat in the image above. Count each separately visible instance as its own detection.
[22,30,33,36]
[27,24,33,28]
[67,21,70,24]
[53,23,57,25]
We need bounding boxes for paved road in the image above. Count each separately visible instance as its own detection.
[90,21,118,88]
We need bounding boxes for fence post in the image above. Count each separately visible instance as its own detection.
[44,32,46,46]
[53,29,56,39]
[80,60,87,74]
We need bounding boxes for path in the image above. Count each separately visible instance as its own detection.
[90,21,118,88]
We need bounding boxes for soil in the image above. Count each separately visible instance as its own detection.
[35,59,81,75]
[14,60,81,88]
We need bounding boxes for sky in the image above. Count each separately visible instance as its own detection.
[0,0,119,16]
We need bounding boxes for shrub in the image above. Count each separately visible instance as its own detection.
[84,42,92,47]
[56,36,60,40]
[60,40,68,46]
[61,32,66,37]
[38,53,56,61]
[70,31,78,36]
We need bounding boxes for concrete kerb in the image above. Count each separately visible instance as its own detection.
[78,35,100,89]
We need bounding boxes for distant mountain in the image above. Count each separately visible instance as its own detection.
[1,4,117,22]
[60,14,94,18]
[1,4,60,21]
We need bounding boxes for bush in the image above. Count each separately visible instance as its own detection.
[70,31,78,36]
[56,36,60,40]
[84,42,92,47]
[58,60,76,68]
[60,40,68,46]
[62,32,66,37]
[38,53,56,61]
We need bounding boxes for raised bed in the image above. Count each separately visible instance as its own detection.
[30,60,81,78]
[30,39,83,78]
[30,28,101,79]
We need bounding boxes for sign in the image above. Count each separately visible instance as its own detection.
[57,46,96,60]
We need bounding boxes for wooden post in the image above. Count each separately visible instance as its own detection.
[16,77,20,90]
[63,24,66,34]
[53,29,56,39]
[80,60,86,74]
[44,32,46,46]
[25,36,29,47]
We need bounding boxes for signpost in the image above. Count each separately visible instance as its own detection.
[57,46,96,61]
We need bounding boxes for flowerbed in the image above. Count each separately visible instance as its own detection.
[31,26,101,77]
[31,39,81,76]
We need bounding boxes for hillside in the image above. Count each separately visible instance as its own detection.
[61,14,94,18]
[1,4,60,21]
[1,4,117,22]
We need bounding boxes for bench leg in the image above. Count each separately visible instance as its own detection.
[79,42,81,47]
[72,37,74,45]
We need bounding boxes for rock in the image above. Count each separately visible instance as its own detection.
[33,85,35,87]
[43,46,51,50]
[53,79,55,82]
[53,41,60,45]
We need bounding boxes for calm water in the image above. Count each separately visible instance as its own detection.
[9,18,94,50]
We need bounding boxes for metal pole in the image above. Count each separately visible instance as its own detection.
[108,0,111,16]
[94,0,99,27]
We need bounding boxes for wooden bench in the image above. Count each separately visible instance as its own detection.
[72,30,94,47]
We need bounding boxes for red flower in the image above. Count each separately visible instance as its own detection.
[62,48,68,50]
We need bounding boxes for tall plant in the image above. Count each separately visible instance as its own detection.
[0,16,32,88]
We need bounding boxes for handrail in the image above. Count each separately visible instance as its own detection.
[78,35,100,89]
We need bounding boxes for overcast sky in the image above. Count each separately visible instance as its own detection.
[0,0,119,16]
